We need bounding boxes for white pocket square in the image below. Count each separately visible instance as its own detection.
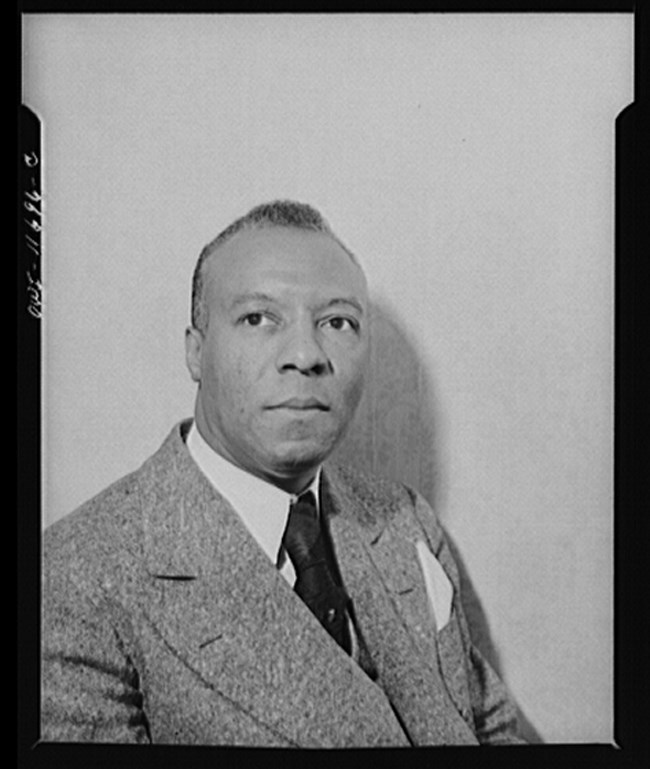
[415,540,454,632]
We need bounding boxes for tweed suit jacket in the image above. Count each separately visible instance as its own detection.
[41,420,522,746]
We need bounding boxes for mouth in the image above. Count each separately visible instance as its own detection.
[267,397,330,411]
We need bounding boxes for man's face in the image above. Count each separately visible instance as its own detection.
[185,226,370,492]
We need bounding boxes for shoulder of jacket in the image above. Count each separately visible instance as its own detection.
[42,464,147,597]
[45,465,141,537]
[325,461,414,507]
[43,421,187,556]
[324,461,447,548]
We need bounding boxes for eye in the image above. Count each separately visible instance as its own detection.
[239,312,274,327]
[321,316,359,333]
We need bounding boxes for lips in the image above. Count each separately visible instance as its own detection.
[268,397,330,411]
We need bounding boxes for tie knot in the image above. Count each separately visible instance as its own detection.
[291,490,317,519]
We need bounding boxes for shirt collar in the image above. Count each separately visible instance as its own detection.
[186,420,321,565]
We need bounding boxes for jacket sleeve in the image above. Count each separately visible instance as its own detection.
[41,541,151,743]
[410,489,526,745]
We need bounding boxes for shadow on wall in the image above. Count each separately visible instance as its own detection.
[333,299,543,744]
[332,299,445,512]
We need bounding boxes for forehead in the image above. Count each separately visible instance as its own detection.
[203,227,367,305]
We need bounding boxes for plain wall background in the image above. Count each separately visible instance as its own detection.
[24,13,632,744]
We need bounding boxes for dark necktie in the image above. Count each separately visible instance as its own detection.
[282,490,352,654]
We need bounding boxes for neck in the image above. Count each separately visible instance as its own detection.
[267,471,319,496]
[192,416,319,496]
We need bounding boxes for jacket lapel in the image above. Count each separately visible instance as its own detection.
[138,423,410,747]
[323,466,478,745]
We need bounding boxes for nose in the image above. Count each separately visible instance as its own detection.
[276,321,332,376]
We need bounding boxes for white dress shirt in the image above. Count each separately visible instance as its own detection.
[186,421,320,586]
[186,421,453,635]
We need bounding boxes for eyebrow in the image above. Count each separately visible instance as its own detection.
[229,292,278,310]
[229,293,365,315]
[318,297,365,315]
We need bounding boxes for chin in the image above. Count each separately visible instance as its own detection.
[269,439,333,475]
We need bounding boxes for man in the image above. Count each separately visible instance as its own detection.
[41,200,523,745]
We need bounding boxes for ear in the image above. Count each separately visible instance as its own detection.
[185,326,203,383]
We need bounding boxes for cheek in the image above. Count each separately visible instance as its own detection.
[205,351,259,415]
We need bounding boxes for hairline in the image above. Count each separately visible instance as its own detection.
[192,221,362,334]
